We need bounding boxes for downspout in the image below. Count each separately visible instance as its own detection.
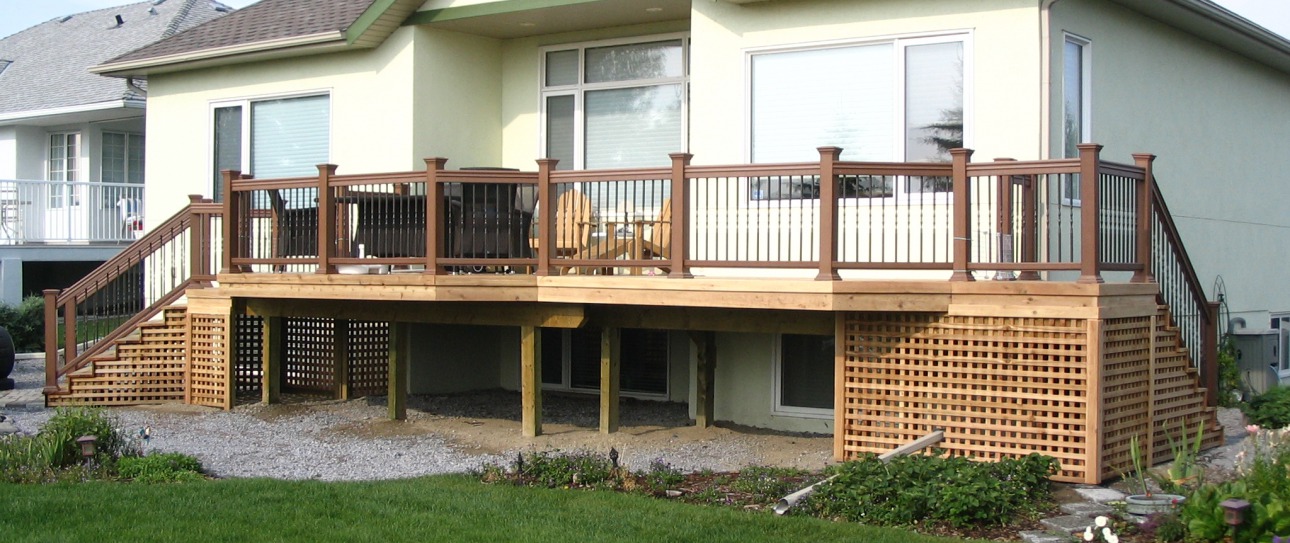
[772,430,945,515]
[126,77,147,98]
[1039,0,1061,160]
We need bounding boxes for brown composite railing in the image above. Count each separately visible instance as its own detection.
[44,196,222,395]
[216,144,1213,390]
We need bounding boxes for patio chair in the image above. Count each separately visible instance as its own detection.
[269,189,318,271]
[531,189,591,274]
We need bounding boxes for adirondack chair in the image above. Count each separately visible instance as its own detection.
[530,189,592,274]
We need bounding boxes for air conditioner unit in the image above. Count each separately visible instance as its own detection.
[1231,327,1282,397]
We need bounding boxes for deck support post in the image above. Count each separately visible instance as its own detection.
[691,331,716,428]
[815,147,841,281]
[388,322,408,420]
[833,313,845,461]
[520,325,542,436]
[668,153,693,278]
[315,164,338,274]
[600,327,620,434]
[1077,144,1104,284]
[334,319,351,401]
[534,160,557,277]
[262,315,282,405]
[423,158,448,275]
[1085,318,1105,484]
[949,148,975,281]
[1132,154,1156,283]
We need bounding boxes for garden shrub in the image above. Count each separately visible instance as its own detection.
[1242,386,1290,430]
[1217,338,1243,407]
[38,407,131,468]
[730,466,810,503]
[0,295,44,352]
[513,450,617,488]
[1181,429,1290,543]
[804,452,1057,528]
[117,452,204,483]
[639,459,684,493]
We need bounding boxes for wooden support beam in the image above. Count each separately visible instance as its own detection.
[1085,318,1105,484]
[262,315,283,405]
[244,299,585,329]
[334,319,351,401]
[690,331,715,428]
[521,325,542,437]
[600,327,621,434]
[388,322,408,420]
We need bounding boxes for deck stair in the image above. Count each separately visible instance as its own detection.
[47,306,189,407]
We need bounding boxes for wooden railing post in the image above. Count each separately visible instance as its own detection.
[816,147,841,281]
[187,195,207,281]
[43,289,59,394]
[1077,143,1104,284]
[1132,153,1156,283]
[535,159,557,277]
[993,158,1017,281]
[1203,300,1220,407]
[1019,172,1041,280]
[668,153,693,279]
[315,164,338,274]
[63,298,76,363]
[423,158,448,275]
[949,148,974,281]
[220,170,241,274]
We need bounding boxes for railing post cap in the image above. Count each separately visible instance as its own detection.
[42,289,59,296]
[536,158,559,169]
[317,163,338,174]
[949,147,974,157]
[668,152,693,162]
[1132,153,1157,162]
[424,157,449,169]
[816,146,842,159]
[1077,143,1104,152]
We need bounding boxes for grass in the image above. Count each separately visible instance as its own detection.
[0,475,974,543]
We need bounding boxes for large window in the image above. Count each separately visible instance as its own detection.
[48,132,80,208]
[540,328,669,396]
[1062,34,1091,202]
[541,36,687,208]
[102,132,145,184]
[750,35,967,199]
[211,94,330,203]
[773,334,835,417]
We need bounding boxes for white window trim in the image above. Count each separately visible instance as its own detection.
[742,30,974,205]
[770,334,834,419]
[1272,313,1290,377]
[208,90,333,195]
[538,32,690,171]
[1061,33,1091,207]
[101,131,144,184]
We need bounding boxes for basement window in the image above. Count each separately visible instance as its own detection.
[540,328,669,397]
[773,333,834,418]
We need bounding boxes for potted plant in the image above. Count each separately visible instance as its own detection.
[1123,433,1187,516]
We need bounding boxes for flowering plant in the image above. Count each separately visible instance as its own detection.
[1081,516,1119,543]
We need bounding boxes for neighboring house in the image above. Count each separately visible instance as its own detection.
[0,0,230,304]
[55,0,1290,482]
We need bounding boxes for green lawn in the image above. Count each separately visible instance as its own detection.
[0,475,974,543]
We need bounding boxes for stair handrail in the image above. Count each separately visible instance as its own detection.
[44,196,222,395]
[1149,175,1219,405]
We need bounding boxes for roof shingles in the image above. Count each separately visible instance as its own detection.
[106,0,378,66]
[0,0,230,116]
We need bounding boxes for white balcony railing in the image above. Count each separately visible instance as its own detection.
[0,179,144,245]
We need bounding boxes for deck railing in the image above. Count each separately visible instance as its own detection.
[215,145,1214,395]
[43,196,221,394]
[0,179,144,244]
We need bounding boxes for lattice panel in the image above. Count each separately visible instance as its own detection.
[840,312,1093,483]
[347,320,390,397]
[1098,307,1223,480]
[49,308,190,408]
[188,313,231,409]
[235,314,264,393]
[283,317,336,394]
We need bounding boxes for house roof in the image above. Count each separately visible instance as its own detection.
[94,0,1290,78]
[94,0,425,77]
[0,0,232,120]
